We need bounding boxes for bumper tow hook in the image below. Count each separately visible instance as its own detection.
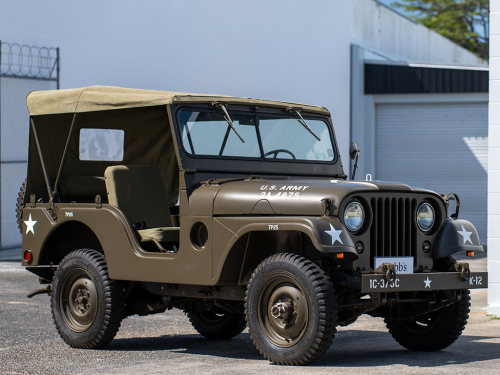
[455,262,470,281]
[374,263,397,282]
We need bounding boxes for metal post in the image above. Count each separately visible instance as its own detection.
[53,113,78,197]
[0,40,3,250]
[56,47,60,89]
[30,117,53,203]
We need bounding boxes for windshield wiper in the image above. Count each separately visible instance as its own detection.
[286,107,321,141]
[212,102,245,143]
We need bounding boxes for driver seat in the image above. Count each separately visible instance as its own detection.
[104,165,179,245]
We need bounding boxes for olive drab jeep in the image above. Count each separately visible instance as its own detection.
[18,86,487,365]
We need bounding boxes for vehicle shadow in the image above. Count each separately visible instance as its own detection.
[107,328,500,368]
[312,329,500,368]
[108,332,263,361]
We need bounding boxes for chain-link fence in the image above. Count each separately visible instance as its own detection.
[0,41,59,260]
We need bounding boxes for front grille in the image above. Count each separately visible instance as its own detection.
[370,197,417,260]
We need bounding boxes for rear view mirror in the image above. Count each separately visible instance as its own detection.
[350,142,360,160]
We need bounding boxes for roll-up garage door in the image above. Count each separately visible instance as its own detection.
[375,102,488,244]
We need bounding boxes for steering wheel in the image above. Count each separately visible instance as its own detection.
[264,149,296,160]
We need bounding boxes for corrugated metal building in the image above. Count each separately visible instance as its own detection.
[351,0,489,247]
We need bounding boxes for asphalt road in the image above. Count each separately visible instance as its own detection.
[1,257,499,375]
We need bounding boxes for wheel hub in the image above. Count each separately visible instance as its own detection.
[60,269,98,333]
[75,289,91,314]
[271,301,291,321]
[257,277,309,348]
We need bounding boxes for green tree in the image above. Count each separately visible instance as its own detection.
[391,0,489,60]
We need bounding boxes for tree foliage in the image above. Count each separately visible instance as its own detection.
[391,0,489,60]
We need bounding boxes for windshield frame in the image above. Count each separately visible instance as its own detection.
[175,106,338,165]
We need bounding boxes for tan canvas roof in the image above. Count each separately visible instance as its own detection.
[26,85,330,116]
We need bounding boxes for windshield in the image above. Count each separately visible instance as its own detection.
[179,111,259,157]
[259,117,334,161]
[178,110,335,162]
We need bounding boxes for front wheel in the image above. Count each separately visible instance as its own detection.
[385,289,470,351]
[51,249,124,348]
[245,253,338,365]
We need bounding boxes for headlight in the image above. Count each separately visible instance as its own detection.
[344,201,365,232]
[417,203,435,232]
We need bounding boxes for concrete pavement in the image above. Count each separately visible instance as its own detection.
[0,256,498,375]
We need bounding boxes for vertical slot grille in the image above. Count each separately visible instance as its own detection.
[370,197,417,261]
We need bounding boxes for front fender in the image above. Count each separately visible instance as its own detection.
[435,218,483,259]
[215,216,357,255]
[212,216,357,284]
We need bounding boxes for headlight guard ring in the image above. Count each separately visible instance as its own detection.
[416,202,435,233]
[344,201,365,233]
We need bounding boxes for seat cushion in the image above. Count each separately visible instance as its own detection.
[104,165,173,228]
[137,227,180,243]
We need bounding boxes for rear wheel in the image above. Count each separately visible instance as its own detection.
[385,289,470,351]
[245,253,338,365]
[51,249,124,348]
[187,311,246,339]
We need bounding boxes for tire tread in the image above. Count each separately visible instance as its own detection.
[15,180,26,233]
[385,289,470,351]
[51,249,124,349]
[245,253,338,365]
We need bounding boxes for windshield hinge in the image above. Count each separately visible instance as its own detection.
[321,198,331,217]
[212,101,245,143]
[285,107,321,141]
[205,178,216,187]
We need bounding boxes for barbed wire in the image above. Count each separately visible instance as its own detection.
[0,41,59,80]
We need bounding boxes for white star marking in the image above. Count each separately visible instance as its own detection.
[424,277,432,289]
[24,214,37,235]
[457,225,473,245]
[325,223,343,245]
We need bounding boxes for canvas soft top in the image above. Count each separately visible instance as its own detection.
[26,85,330,116]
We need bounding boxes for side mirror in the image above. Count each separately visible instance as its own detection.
[349,142,360,160]
[349,142,360,180]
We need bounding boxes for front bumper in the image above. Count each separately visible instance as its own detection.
[361,271,488,293]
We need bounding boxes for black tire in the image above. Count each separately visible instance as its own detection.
[245,253,338,365]
[385,289,470,351]
[339,315,359,327]
[187,311,246,339]
[434,255,457,272]
[51,249,124,348]
[16,179,26,233]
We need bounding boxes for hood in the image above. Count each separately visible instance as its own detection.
[212,178,438,216]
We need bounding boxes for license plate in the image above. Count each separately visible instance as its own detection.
[374,256,413,274]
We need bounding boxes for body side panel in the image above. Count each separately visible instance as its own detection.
[22,204,213,285]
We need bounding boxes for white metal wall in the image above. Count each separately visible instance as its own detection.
[0,0,352,166]
[375,101,488,244]
[0,78,56,250]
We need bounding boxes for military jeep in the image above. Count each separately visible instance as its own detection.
[18,86,487,365]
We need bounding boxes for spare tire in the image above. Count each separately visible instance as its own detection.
[16,180,26,233]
